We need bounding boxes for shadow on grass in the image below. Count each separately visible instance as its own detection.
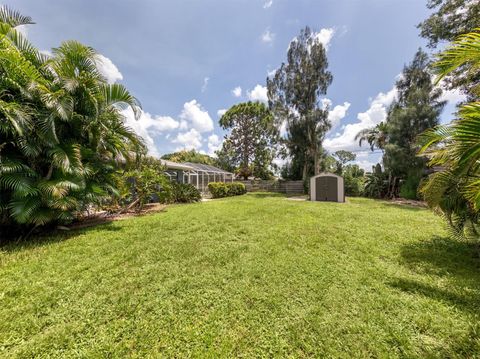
[390,235,480,315]
[378,202,426,212]
[0,221,122,254]
[389,277,480,315]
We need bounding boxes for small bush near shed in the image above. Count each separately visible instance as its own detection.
[208,182,246,198]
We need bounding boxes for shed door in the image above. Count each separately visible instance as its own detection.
[315,176,338,202]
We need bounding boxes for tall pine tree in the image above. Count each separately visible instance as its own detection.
[383,48,446,198]
[267,26,333,181]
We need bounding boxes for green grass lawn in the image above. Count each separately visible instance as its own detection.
[1,194,479,358]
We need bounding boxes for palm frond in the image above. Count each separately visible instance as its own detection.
[0,6,34,27]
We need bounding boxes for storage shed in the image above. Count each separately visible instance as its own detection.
[310,173,344,202]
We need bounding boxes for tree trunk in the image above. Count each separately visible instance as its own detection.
[302,161,308,182]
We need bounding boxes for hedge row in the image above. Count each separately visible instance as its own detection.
[208,182,247,198]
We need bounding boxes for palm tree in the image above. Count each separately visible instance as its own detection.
[0,6,145,231]
[419,28,480,239]
[355,122,388,152]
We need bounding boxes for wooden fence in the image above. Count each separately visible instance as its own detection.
[237,180,304,195]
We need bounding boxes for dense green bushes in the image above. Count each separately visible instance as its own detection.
[171,183,201,203]
[208,182,247,198]
[119,159,201,210]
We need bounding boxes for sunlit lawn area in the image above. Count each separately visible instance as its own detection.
[1,193,479,357]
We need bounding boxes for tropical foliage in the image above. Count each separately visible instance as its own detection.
[419,28,480,239]
[363,165,390,199]
[355,122,388,153]
[0,7,145,232]
[123,160,170,211]
[171,182,201,203]
[419,0,480,97]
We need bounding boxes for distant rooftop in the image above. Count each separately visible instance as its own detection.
[160,159,232,174]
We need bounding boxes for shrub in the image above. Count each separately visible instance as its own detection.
[363,172,389,198]
[344,175,365,197]
[208,182,246,198]
[124,164,172,210]
[228,182,247,196]
[171,183,201,203]
[208,183,229,198]
[399,175,421,200]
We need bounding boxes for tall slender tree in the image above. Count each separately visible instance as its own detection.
[267,26,333,181]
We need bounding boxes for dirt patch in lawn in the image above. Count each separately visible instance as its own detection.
[67,203,167,230]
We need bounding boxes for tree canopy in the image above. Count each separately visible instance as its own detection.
[161,150,217,166]
[267,26,333,181]
[217,102,279,180]
[384,49,446,186]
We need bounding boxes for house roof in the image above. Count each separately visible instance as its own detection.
[160,159,195,171]
[160,159,232,174]
[182,162,232,174]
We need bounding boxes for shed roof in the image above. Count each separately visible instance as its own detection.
[311,172,343,179]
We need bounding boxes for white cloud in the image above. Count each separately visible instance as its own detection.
[313,28,335,50]
[261,29,275,44]
[179,100,214,133]
[172,128,203,151]
[16,24,29,38]
[267,68,277,77]
[95,54,123,84]
[324,87,397,152]
[207,134,222,155]
[263,0,273,8]
[40,49,52,57]
[321,98,333,110]
[437,80,466,104]
[217,108,227,117]
[328,102,351,129]
[288,27,335,53]
[232,86,242,97]
[247,84,268,103]
[201,77,209,93]
[352,151,381,172]
[121,108,180,156]
[440,88,465,104]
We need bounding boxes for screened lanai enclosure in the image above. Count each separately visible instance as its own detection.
[161,160,234,192]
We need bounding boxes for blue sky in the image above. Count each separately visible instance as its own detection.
[13,0,463,170]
